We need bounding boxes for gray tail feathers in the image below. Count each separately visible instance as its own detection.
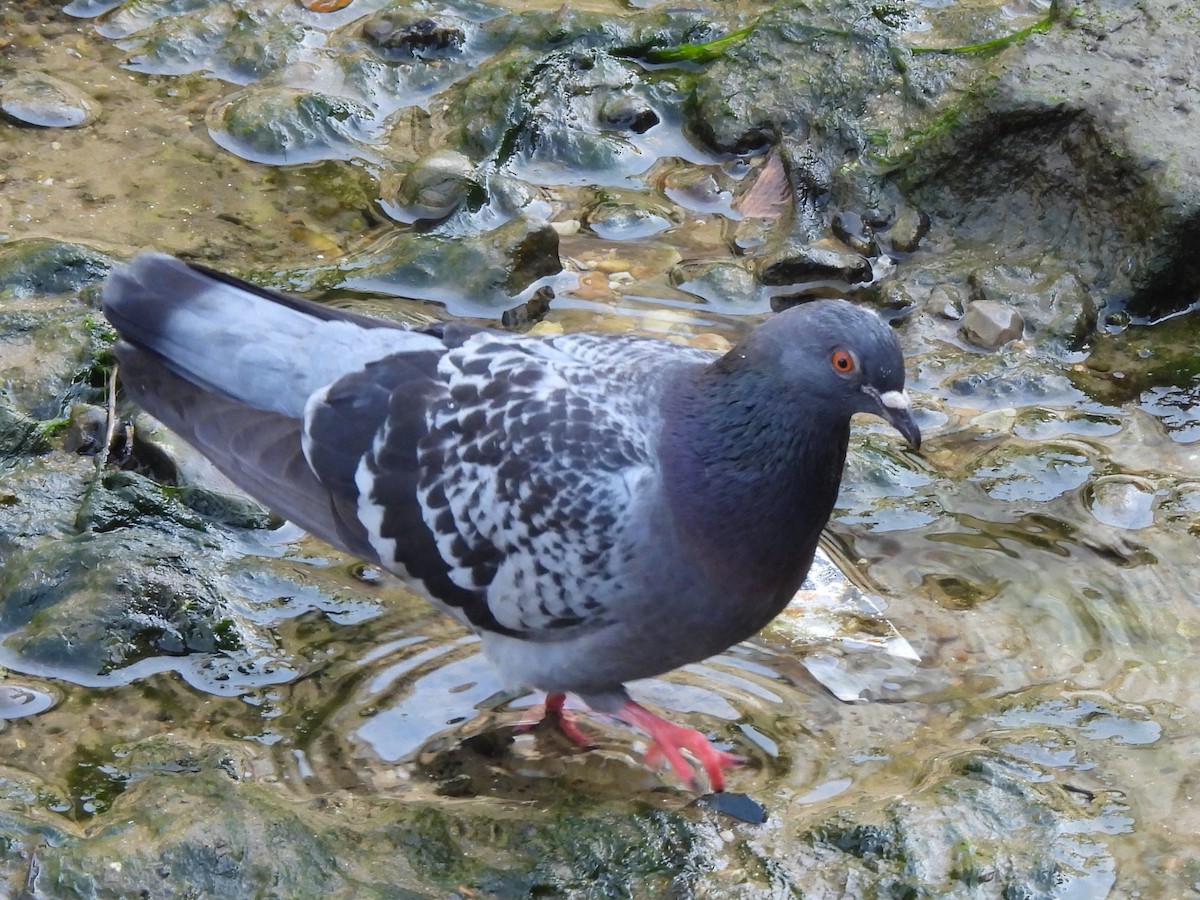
[116,344,379,560]
[102,253,440,419]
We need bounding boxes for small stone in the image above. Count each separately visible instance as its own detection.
[832,211,878,256]
[960,300,1024,349]
[931,284,966,320]
[381,149,482,224]
[1086,476,1156,530]
[0,684,57,719]
[0,72,100,128]
[886,207,930,254]
[598,95,659,134]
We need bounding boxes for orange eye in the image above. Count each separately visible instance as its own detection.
[830,348,857,375]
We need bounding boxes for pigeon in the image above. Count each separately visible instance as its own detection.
[102,253,920,793]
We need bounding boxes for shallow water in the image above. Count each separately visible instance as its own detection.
[1,1,1198,897]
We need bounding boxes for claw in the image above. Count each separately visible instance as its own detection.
[613,700,744,793]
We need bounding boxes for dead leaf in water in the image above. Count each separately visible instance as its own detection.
[734,152,791,219]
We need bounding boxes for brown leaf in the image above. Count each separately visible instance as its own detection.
[734,152,791,220]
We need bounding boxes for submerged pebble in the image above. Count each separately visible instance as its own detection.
[0,72,101,128]
[0,684,58,719]
[584,192,675,241]
[1085,475,1157,530]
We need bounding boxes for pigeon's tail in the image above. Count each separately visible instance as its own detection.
[101,253,440,419]
[101,253,443,559]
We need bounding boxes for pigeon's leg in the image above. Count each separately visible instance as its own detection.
[612,699,743,793]
[518,692,595,748]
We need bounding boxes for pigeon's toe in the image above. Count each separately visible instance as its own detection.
[616,699,744,794]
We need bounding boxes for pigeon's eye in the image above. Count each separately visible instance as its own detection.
[830,348,857,376]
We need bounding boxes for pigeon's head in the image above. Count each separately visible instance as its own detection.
[726,300,921,449]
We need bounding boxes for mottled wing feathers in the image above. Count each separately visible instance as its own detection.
[303,347,518,637]
[406,332,702,637]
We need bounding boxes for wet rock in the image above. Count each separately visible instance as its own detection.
[1085,475,1157,530]
[380,149,485,224]
[0,239,113,298]
[363,10,468,60]
[211,10,309,84]
[868,282,918,320]
[0,71,100,128]
[598,94,659,134]
[500,286,553,329]
[832,210,878,256]
[686,8,914,249]
[960,300,1025,349]
[64,403,135,466]
[969,441,1094,503]
[108,5,234,76]
[776,751,1119,897]
[449,48,675,186]
[206,87,378,166]
[0,398,51,457]
[886,206,930,254]
[661,165,734,215]
[583,189,676,241]
[928,283,967,320]
[0,683,58,719]
[771,285,858,312]
[758,237,873,286]
[0,731,712,897]
[968,266,1097,345]
[63,403,111,455]
[671,260,766,310]
[340,214,561,316]
[0,528,233,676]
[900,0,1200,319]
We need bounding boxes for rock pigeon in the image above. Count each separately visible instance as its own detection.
[102,253,920,792]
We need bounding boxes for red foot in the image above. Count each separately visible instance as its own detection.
[613,700,744,793]
[517,691,595,748]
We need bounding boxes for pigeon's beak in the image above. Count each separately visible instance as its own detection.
[866,387,921,450]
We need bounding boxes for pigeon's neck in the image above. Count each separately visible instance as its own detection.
[660,361,851,611]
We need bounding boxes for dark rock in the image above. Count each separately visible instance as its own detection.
[0,239,113,298]
[758,237,873,286]
[832,210,878,256]
[501,286,554,329]
[363,11,468,60]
